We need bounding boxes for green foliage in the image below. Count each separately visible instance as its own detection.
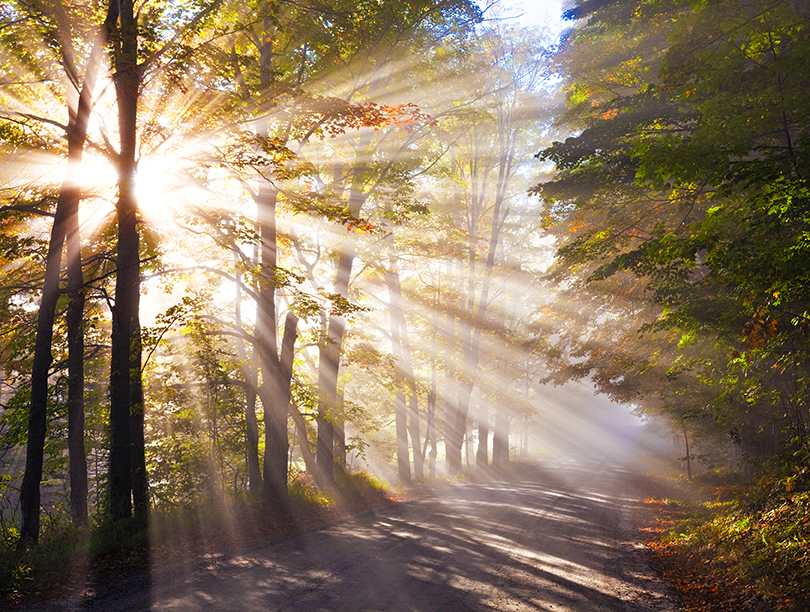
[537,0,810,461]
[659,448,810,610]
[145,319,248,507]
[0,506,77,593]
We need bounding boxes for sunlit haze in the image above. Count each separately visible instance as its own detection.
[0,1,725,608]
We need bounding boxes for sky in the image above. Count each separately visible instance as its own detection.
[479,0,565,31]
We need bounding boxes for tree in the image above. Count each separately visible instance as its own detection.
[439,24,555,474]
[9,0,114,546]
[536,0,810,461]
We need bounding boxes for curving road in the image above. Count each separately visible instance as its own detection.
[38,461,680,611]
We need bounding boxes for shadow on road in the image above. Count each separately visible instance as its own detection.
[129,461,677,612]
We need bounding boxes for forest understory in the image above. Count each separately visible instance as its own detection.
[641,450,810,612]
[1,469,396,609]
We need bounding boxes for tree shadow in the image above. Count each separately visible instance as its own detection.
[135,461,674,611]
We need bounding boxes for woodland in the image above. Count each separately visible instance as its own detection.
[0,0,810,609]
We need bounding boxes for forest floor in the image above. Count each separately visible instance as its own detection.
[638,459,810,612]
[10,460,681,611]
[3,469,399,610]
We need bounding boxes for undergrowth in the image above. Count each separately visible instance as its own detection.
[646,445,810,612]
[1,468,393,608]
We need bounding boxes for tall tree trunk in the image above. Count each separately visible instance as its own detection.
[387,266,410,485]
[66,220,87,525]
[424,300,439,480]
[446,232,477,476]
[447,358,477,475]
[386,263,424,482]
[316,309,341,486]
[261,309,298,508]
[476,412,488,469]
[254,180,292,508]
[290,402,316,474]
[333,390,346,468]
[492,405,509,468]
[394,390,410,485]
[130,319,148,522]
[18,5,112,543]
[235,261,262,495]
[682,421,693,481]
[426,365,437,480]
[253,18,300,508]
[65,7,113,527]
[316,139,370,485]
[109,0,144,522]
[20,191,70,545]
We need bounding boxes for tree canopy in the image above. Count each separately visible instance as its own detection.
[535,0,810,463]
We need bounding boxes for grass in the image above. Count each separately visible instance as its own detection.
[644,448,810,612]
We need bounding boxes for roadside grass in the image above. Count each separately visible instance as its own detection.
[0,468,394,608]
[645,448,810,612]
[0,516,82,598]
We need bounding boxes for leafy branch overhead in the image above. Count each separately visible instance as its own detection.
[536,0,810,457]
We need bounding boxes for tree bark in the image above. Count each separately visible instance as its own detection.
[261,311,298,508]
[317,147,369,485]
[130,318,148,522]
[290,402,316,474]
[682,421,693,481]
[424,300,439,480]
[388,264,424,480]
[18,4,112,543]
[316,311,340,486]
[234,261,262,494]
[476,415,488,469]
[386,264,425,483]
[20,187,69,546]
[66,205,87,526]
[492,405,509,468]
[333,390,346,468]
[109,0,143,522]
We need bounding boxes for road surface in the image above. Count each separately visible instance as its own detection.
[33,461,680,611]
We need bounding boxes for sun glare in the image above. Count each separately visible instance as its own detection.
[134,155,181,224]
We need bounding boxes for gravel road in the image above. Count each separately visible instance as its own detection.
[31,460,681,611]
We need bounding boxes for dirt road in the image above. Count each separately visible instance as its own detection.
[36,461,680,611]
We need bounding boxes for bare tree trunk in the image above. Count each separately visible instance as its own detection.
[476,414,488,469]
[19,4,113,544]
[290,402,316,473]
[448,357,477,475]
[387,264,424,481]
[394,390,410,484]
[109,0,144,522]
[445,256,470,476]
[492,405,509,468]
[317,307,341,486]
[424,297,440,480]
[234,256,262,495]
[426,371,437,480]
[130,319,148,522]
[261,311,297,507]
[66,225,87,525]
[20,191,69,545]
[317,141,370,485]
[254,173,299,509]
[333,390,346,468]
[682,421,693,481]
[386,264,426,484]
[65,12,112,528]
